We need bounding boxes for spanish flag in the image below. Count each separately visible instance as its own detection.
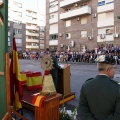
[31,95,46,108]
[10,37,23,111]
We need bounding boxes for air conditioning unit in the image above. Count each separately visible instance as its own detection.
[113,33,119,38]
[92,13,97,18]
[100,34,105,39]
[88,36,92,40]
[77,17,80,21]
[59,33,63,37]
[60,44,64,48]
[69,41,75,47]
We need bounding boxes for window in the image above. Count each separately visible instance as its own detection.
[50,15,54,19]
[50,1,58,8]
[8,37,10,42]
[81,17,87,24]
[66,20,71,27]
[81,31,87,38]
[14,29,22,34]
[50,34,58,40]
[40,26,45,32]
[8,36,11,46]
[16,38,22,43]
[66,33,71,39]
[98,0,114,6]
[106,27,114,35]
[98,12,114,21]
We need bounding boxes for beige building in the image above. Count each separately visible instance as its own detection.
[46,0,120,52]
[8,0,45,51]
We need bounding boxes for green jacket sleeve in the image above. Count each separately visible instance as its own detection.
[52,56,61,69]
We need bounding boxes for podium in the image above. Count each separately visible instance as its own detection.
[57,64,71,96]
[35,94,62,120]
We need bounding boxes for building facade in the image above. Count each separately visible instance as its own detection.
[46,0,120,52]
[8,0,45,51]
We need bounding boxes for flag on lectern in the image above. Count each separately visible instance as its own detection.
[10,37,23,111]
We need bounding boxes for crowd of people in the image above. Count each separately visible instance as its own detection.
[9,44,120,64]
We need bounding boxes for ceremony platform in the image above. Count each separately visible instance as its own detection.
[22,85,75,111]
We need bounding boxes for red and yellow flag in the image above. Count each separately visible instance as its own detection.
[31,95,46,108]
[10,37,23,111]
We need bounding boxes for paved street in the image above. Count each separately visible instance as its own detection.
[19,59,120,120]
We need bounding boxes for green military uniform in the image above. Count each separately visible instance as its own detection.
[50,55,61,89]
[79,75,120,120]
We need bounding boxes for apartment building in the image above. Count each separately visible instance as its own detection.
[46,0,120,52]
[8,0,45,51]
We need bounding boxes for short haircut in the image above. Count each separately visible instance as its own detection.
[97,63,113,71]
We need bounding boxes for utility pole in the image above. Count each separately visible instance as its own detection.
[0,0,8,119]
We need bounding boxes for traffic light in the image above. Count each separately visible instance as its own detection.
[117,16,120,19]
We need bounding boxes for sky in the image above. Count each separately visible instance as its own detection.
[25,0,46,15]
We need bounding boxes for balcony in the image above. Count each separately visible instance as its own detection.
[49,6,58,13]
[12,6,22,12]
[13,24,22,29]
[60,6,91,20]
[26,13,37,18]
[97,18,114,27]
[26,19,38,24]
[97,35,114,42]
[40,40,44,44]
[26,45,39,49]
[60,0,87,8]
[14,34,22,38]
[97,3,114,13]
[49,0,56,2]
[26,26,39,31]
[26,31,39,36]
[49,29,58,34]
[26,38,39,43]
[49,40,58,45]
[49,18,58,24]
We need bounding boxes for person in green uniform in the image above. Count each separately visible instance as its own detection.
[50,50,61,89]
[79,55,120,120]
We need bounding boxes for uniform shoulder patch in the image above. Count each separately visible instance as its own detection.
[85,78,94,82]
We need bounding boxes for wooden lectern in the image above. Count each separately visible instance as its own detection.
[35,94,62,120]
[57,64,71,96]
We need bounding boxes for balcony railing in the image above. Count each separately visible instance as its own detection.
[97,35,114,42]
[49,40,58,45]
[97,18,114,27]
[60,0,86,8]
[49,6,58,13]
[49,18,58,24]
[26,26,39,31]
[60,6,91,20]
[26,45,39,49]
[26,38,39,43]
[26,31,39,36]
[97,3,114,13]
